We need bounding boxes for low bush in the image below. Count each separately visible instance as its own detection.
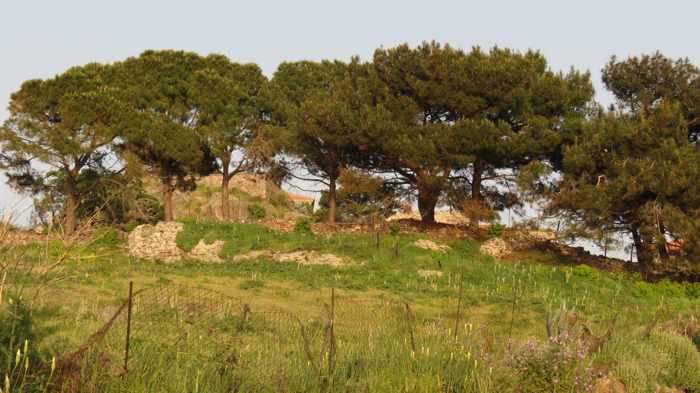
[389,222,401,236]
[294,217,313,235]
[571,264,600,280]
[632,279,687,299]
[509,334,594,392]
[610,332,700,393]
[247,204,266,220]
[487,223,505,238]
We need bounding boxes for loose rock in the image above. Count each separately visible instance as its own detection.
[189,239,225,262]
[128,222,185,262]
[413,239,451,253]
[479,237,512,259]
[232,249,356,268]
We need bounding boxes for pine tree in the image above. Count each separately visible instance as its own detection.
[268,60,356,223]
[0,63,124,234]
[116,50,217,221]
[553,53,700,271]
[193,54,269,219]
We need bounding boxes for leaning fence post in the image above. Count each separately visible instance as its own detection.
[124,281,134,373]
[328,288,336,381]
[404,302,417,355]
[237,304,251,332]
[453,269,464,342]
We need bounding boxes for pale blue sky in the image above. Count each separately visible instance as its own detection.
[1,0,699,224]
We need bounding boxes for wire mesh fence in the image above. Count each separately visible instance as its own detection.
[53,282,485,392]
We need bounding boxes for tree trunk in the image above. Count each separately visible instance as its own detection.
[657,222,669,262]
[471,158,484,201]
[221,176,230,220]
[631,227,654,274]
[221,157,231,220]
[64,183,78,235]
[163,181,174,222]
[417,176,440,224]
[328,177,337,224]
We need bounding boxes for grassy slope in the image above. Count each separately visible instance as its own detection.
[8,220,700,392]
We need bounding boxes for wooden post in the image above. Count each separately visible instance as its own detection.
[124,281,134,373]
[328,288,336,388]
[453,269,464,342]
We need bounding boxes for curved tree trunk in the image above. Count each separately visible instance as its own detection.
[471,158,484,201]
[328,176,337,224]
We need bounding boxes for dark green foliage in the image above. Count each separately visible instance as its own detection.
[602,52,700,138]
[247,203,266,220]
[487,223,505,238]
[0,63,125,234]
[294,217,313,234]
[0,296,36,372]
[317,169,401,223]
[193,55,271,219]
[551,53,700,269]
[365,42,593,223]
[116,50,219,221]
[269,59,371,223]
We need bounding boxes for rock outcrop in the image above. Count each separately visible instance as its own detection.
[128,222,185,262]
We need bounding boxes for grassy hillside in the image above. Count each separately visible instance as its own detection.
[2,220,700,392]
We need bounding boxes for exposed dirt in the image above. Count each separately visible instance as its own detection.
[232,249,358,268]
[417,269,444,279]
[593,376,627,393]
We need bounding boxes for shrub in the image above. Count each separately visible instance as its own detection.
[389,222,401,236]
[487,223,505,238]
[0,296,37,373]
[510,334,594,392]
[89,228,121,247]
[247,204,266,220]
[294,217,313,235]
[572,264,600,280]
[686,282,700,298]
[632,279,687,299]
[268,192,290,208]
[611,332,700,393]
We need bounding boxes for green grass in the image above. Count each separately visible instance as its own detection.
[2,219,700,392]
